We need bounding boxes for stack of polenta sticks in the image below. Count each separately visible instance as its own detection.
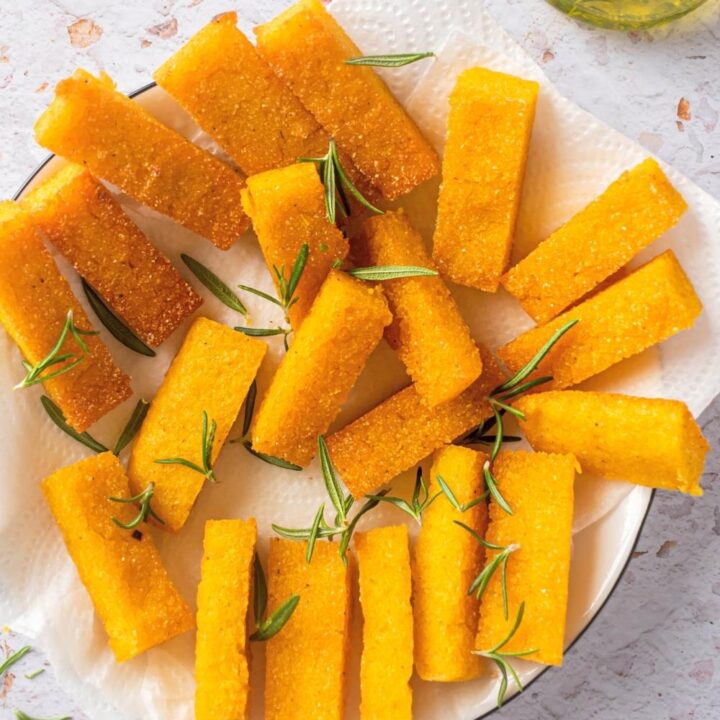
[0,0,711,718]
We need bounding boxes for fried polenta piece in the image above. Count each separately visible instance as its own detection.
[34,69,248,249]
[498,250,702,390]
[255,0,439,200]
[241,163,349,326]
[23,164,202,346]
[502,159,688,323]
[196,519,256,720]
[325,350,503,498]
[433,67,538,291]
[414,446,487,681]
[155,12,331,177]
[42,452,194,662]
[0,202,131,431]
[475,451,577,666]
[251,270,391,466]
[516,390,710,496]
[265,539,350,720]
[129,318,266,532]
[356,525,413,719]
[357,210,482,406]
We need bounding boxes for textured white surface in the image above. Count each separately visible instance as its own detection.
[0,1,718,719]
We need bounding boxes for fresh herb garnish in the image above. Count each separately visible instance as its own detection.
[40,396,109,453]
[365,467,441,523]
[155,410,218,483]
[180,254,247,316]
[250,553,300,641]
[15,310,98,389]
[472,601,537,707]
[299,139,383,223]
[242,380,257,437]
[436,475,488,512]
[109,481,163,530]
[14,711,71,720]
[344,52,435,67]
[0,645,32,677]
[82,280,155,357]
[272,435,387,564]
[24,669,45,680]
[347,265,438,281]
[113,399,150,455]
[237,243,309,351]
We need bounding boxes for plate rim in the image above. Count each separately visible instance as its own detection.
[12,79,658,720]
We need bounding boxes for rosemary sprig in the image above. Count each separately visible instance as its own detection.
[0,645,32,677]
[242,380,257,437]
[344,52,435,67]
[24,669,45,680]
[272,435,387,564]
[436,475,488,512]
[109,482,163,530]
[40,396,108,454]
[472,601,537,707]
[181,254,247,315]
[236,243,309,351]
[14,712,71,720]
[347,265,438,281]
[15,310,98,389]
[82,280,155,357]
[454,520,519,619]
[155,410,218,483]
[299,139,383,223]
[113,399,150,455]
[365,467,440,523]
[250,553,300,641]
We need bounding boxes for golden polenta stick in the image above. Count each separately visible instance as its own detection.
[196,519,256,720]
[42,452,194,662]
[255,0,439,200]
[433,67,539,291]
[129,318,266,532]
[475,451,577,666]
[516,390,710,496]
[241,163,349,326]
[251,270,391,466]
[265,539,350,720]
[357,210,482,406]
[414,446,487,681]
[326,350,503,498]
[502,158,688,323]
[23,164,202,346]
[356,525,413,719]
[498,250,702,390]
[0,201,131,431]
[34,69,248,249]
[155,12,330,177]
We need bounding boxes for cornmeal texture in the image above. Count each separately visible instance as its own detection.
[265,539,350,720]
[42,453,194,662]
[356,525,413,720]
[251,270,391,466]
[414,446,487,681]
[326,349,503,498]
[357,210,482,406]
[241,163,349,326]
[195,519,256,720]
[129,318,266,532]
[23,164,202,346]
[34,69,248,249]
[433,67,538,291]
[498,250,702,389]
[475,451,577,666]
[0,202,131,431]
[502,158,687,323]
[154,12,331,176]
[516,390,710,496]
[255,0,439,200]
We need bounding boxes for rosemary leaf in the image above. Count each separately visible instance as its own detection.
[484,462,513,516]
[347,265,438,281]
[250,595,300,641]
[109,482,163,530]
[181,254,247,315]
[24,669,45,680]
[236,284,283,307]
[235,326,287,338]
[242,380,257,438]
[40,396,109,454]
[318,435,346,523]
[329,140,384,216]
[323,147,338,224]
[240,440,302,471]
[271,523,337,541]
[155,411,218,482]
[253,553,268,624]
[344,52,435,67]
[0,645,32,677]
[82,281,155,357]
[306,503,326,562]
[285,244,309,304]
[113,399,149,455]
[14,711,71,720]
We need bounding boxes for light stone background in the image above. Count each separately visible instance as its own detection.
[0,0,719,718]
